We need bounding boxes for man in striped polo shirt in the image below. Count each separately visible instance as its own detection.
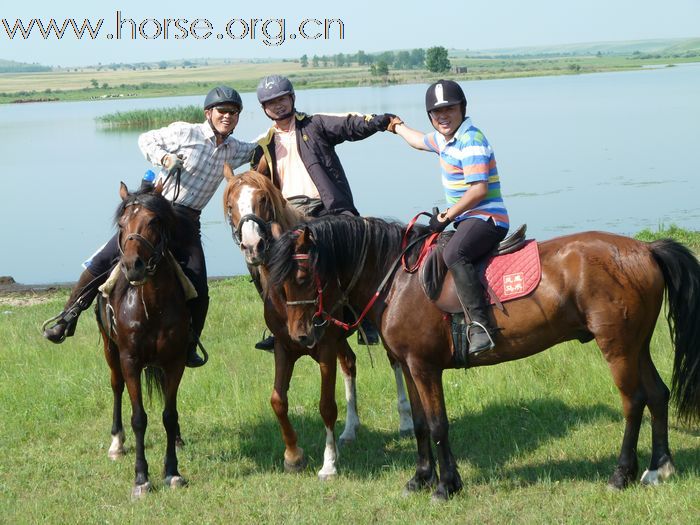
[391,79,509,355]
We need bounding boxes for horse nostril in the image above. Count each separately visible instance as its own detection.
[240,242,248,251]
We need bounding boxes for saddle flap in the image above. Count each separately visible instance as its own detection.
[420,233,541,313]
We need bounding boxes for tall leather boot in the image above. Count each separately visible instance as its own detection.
[186,295,209,368]
[43,269,102,343]
[449,260,495,356]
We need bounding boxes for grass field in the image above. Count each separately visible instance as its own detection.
[2,265,700,523]
[1,52,699,105]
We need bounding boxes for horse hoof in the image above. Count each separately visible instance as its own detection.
[108,449,125,461]
[317,468,337,481]
[108,431,126,460]
[164,475,188,488]
[607,465,636,491]
[641,458,676,486]
[175,436,185,449]
[284,456,307,474]
[430,487,450,502]
[338,436,355,448]
[131,481,152,500]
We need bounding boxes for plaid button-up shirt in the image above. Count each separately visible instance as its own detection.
[138,121,256,211]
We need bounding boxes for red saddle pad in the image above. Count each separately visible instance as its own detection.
[483,240,541,304]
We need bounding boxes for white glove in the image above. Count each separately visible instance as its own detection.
[161,153,184,172]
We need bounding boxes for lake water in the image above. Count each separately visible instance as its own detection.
[1,64,699,284]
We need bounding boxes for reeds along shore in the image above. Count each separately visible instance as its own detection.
[96,105,203,129]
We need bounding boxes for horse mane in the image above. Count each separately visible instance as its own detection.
[223,170,304,230]
[268,214,428,288]
[114,186,197,249]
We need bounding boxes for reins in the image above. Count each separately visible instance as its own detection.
[401,211,439,273]
[288,222,431,332]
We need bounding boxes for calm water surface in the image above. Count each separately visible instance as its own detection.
[1,64,698,284]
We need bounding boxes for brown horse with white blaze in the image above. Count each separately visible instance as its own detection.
[222,167,414,479]
[267,214,700,500]
[96,181,194,498]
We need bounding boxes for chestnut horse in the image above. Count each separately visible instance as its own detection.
[95,182,193,498]
[222,168,413,479]
[267,214,700,500]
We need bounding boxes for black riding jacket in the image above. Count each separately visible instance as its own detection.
[252,111,391,216]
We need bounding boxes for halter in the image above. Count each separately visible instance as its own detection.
[118,200,167,277]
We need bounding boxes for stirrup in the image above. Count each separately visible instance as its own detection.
[466,321,495,356]
[185,336,209,368]
[41,306,81,340]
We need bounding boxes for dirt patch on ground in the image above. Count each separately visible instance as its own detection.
[0,276,69,307]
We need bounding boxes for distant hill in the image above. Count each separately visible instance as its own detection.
[0,59,51,73]
[450,37,700,57]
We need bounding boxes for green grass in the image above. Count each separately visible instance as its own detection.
[96,105,203,129]
[1,275,699,523]
[635,224,700,251]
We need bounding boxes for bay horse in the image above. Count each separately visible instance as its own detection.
[222,167,413,479]
[267,214,700,500]
[96,181,193,498]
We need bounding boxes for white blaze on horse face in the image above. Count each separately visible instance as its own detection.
[236,185,265,259]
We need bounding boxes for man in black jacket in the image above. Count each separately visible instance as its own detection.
[251,75,400,349]
[252,75,398,217]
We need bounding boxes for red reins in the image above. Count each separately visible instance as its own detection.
[401,212,439,273]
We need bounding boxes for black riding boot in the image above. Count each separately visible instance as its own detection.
[249,266,275,353]
[450,260,495,356]
[186,296,209,368]
[43,269,103,343]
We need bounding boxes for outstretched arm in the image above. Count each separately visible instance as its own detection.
[393,122,431,151]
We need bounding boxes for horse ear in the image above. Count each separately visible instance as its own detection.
[223,163,235,182]
[154,179,164,195]
[255,155,270,176]
[295,226,312,250]
[271,222,283,240]
[119,182,128,201]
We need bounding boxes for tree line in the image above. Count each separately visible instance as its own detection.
[299,46,452,75]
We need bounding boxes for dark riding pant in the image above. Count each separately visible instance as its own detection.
[443,217,508,269]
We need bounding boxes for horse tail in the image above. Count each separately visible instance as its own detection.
[650,239,700,424]
[144,366,166,403]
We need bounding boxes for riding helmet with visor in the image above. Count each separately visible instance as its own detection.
[204,86,243,111]
[256,75,295,104]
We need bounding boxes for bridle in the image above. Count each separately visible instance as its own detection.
[118,201,167,277]
[226,185,277,257]
[284,219,430,333]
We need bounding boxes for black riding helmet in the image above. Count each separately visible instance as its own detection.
[256,75,295,104]
[204,85,243,111]
[425,80,467,118]
[204,86,242,140]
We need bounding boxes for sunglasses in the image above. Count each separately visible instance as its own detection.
[215,107,240,115]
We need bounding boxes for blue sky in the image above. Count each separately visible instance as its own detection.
[2,0,699,66]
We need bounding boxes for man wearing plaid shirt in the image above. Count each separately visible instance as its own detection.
[43,86,255,368]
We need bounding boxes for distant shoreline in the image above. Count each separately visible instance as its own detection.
[2,53,698,106]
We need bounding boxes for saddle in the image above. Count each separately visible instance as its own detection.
[420,224,541,313]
